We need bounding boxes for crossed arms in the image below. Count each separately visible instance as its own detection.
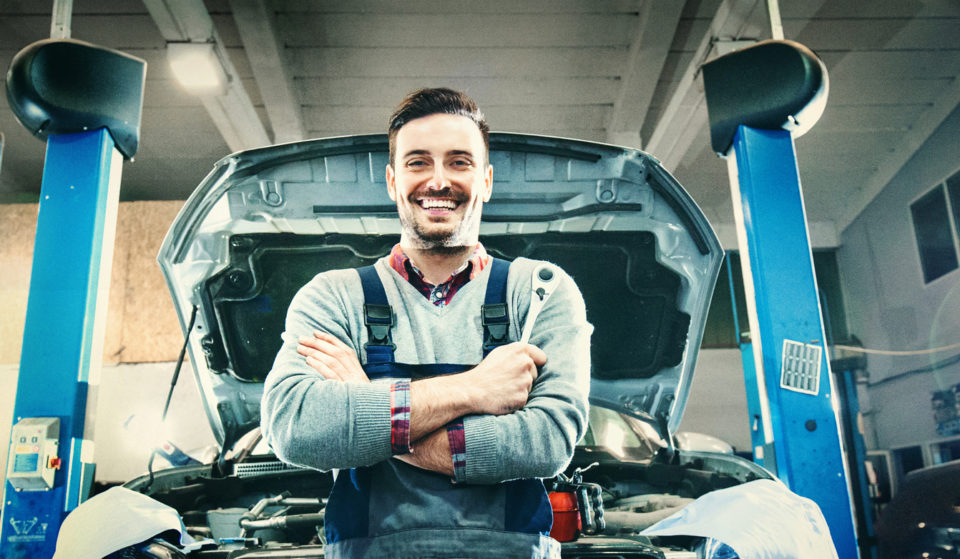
[260,262,592,484]
[297,332,547,475]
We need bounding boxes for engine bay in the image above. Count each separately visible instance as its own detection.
[117,446,767,558]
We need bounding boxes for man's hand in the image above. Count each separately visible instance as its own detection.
[398,343,546,476]
[462,342,547,415]
[298,331,369,383]
[403,342,545,442]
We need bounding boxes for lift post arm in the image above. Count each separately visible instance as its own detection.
[703,40,859,558]
[1,39,145,558]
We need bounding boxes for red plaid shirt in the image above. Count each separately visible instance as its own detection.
[387,243,491,306]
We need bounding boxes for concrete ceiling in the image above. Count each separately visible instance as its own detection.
[1,0,959,246]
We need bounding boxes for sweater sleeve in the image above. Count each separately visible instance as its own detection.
[459,264,592,484]
[260,270,403,471]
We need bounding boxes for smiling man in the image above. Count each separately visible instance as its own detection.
[261,88,592,559]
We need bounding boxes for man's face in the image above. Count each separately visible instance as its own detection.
[386,113,492,250]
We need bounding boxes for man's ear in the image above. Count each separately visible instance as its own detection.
[385,164,397,201]
[482,165,493,202]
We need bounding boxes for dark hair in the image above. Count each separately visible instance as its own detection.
[387,87,489,166]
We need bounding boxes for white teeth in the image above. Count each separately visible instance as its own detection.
[419,198,456,210]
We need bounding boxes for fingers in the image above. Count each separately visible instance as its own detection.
[303,354,343,381]
[313,331,356,354]
[299,333,351,365]
[297,331,349,355]
[509,343,547,381]
[524,344,548,367]
[297,331,369,383]
[303,350,351,380]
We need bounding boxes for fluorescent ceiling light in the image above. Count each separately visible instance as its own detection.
[167,42,227,94]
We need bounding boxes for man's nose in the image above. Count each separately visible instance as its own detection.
[427,163,451,189]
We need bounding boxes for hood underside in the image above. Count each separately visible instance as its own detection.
[158,133,723,449]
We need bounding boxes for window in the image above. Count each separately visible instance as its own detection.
[813,251,850,343]
[893,445,925,480]
[930,437,960,465]
[910,168,960,283]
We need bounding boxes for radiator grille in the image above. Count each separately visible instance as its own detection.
[233,460,306,478]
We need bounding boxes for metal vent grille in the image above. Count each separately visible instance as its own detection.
[780,340,821,395]
[233,460,306,478]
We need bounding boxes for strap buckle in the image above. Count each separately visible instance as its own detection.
[363,303,395,348]
[482,303,509,348]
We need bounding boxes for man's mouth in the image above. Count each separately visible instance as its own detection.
[416,197,459,211]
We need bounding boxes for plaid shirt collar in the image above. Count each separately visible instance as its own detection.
[388,243,491,306]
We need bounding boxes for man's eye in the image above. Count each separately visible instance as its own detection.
[450,159,472,168]
[406,160,428,168]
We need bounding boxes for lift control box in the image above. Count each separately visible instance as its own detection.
[6,417,60,492]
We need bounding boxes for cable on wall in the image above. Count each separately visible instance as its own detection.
[832,341,960,356]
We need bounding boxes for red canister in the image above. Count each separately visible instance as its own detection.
[548,491,581,542]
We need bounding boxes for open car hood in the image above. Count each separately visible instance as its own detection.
[158,133,723,452]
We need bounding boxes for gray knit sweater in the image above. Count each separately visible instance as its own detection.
[260,255,592,556]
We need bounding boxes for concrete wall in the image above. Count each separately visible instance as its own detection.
[1,362,216,487]
[837,104,960,451]
[0,365,16,489]
[680,349,751,452]
[0,201,185,366]
[1,200,203,487]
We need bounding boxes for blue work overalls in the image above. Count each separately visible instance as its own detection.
[323,259,554,550]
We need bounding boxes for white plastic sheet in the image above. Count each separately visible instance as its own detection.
[641,479,839,559]
[54,486,198,559]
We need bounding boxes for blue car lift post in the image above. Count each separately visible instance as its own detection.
[703,41,859,557]
[1,39,145,558]
[832,357,877,558]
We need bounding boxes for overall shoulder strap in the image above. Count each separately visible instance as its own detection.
[356,265,395,363]
[481,258,511,355]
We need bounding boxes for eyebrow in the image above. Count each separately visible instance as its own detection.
[401,149,431,159]
[400,149,476,159]
[446,150,475,159]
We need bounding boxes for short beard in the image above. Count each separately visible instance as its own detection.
[403,223,474,255]
[398,192,483,255]
[422,244,471,256]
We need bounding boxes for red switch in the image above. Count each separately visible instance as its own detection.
[47,457,62,469]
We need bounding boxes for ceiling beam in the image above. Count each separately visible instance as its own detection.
[605,0,685,149]
[838,76,960,232]
[644,0,765,171]
[229,0,306,144]
[143,0,270,152]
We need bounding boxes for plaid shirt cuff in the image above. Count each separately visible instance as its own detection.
[446,420,467,482]
[390,380,411,455]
